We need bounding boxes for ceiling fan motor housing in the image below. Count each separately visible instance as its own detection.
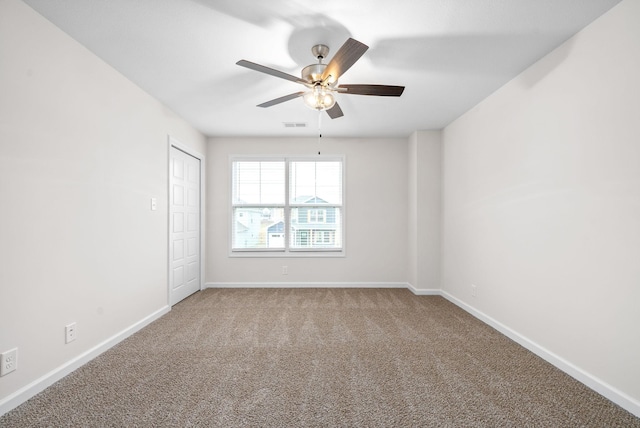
[302,63,327,83]
[302,44,333,84]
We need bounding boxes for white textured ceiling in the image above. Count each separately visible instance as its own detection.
[23,0,621,138]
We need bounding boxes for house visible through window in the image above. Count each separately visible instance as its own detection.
[231,157,343,254]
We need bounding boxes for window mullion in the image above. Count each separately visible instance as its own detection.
[258,162,262,205]
[284,158,290,252]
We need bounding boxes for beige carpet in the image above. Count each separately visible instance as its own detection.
[1,288,638,427]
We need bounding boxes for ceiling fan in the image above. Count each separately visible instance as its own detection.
[236,38,405,119]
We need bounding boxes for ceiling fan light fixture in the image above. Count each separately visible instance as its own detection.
[303,85,336,111]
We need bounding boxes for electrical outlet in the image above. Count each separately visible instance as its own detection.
[471,284,477,297]
[282,266,288,275]
[65,322,77,344]
[1,348,18,376]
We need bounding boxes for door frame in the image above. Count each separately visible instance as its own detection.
[168,135,205,306]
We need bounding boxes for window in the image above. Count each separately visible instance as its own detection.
[307,209,326,223]
[231,157,343,255]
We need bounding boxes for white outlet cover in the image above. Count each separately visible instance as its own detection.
[1,348,18,376]
[65,323,77,343]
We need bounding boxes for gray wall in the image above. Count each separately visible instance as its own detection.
[441,0,640,409]
[206,137,411,286]
[0,0,206,410]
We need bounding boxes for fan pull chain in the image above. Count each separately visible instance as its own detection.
[317,110,322,155]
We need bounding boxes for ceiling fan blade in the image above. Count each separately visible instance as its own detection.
[321,38,369,84]
[337,84,405,96]
[326,102,344,119]
[236,60,309,86]
[257,91,305,108]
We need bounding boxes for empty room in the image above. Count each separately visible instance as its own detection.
[1,0,639,426]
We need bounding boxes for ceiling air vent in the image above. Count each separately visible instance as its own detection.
[283,122,307,128]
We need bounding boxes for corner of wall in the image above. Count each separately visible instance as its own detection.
[407,130,443,291]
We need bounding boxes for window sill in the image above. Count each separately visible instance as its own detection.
[229,250,345,258]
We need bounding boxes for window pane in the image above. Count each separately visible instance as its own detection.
[289,161,342,205]
[232,207,285,249]
[290,207,341,249]
[233,161,285,204]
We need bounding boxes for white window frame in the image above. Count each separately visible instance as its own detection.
[229,155,345,258]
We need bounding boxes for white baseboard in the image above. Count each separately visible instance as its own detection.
[204,281,409,289]
[440,291,640,418]
[0,305,170,416]
[406,283,441,295]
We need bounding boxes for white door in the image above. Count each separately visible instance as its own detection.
[170,146,201,305]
